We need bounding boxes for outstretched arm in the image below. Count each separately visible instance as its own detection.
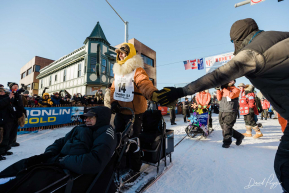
[156,50,262,106]
[183,50,260,95]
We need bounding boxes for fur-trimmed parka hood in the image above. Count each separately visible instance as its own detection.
[113,54,144,76]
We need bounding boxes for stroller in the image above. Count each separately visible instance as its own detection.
[0,107,138,193]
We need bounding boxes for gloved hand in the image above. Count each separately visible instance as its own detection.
[26,152,54,167]
[153,87,185,106]
[198,105,202,109]
[111,101,121,114]
[203,105,207,109]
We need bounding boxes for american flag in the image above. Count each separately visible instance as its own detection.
[183,60,192,70]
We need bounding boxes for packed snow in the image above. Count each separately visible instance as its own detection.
[0,113,283,193]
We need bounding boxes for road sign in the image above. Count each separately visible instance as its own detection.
[251,0,265,5]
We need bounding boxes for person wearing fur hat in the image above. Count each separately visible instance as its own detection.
[239,84,263,139]
[38,88,53,107]
[216,80,244,148]
[111,43,158,181]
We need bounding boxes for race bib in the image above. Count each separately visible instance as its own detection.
[113,70,136,102]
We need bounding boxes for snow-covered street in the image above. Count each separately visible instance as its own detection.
[0,113,284,193]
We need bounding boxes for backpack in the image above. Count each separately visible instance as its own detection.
[255,96,263,113]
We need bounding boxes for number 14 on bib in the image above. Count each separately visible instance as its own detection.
[113,70,136,102]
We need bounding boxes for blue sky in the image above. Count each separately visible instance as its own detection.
[0,0,288,91]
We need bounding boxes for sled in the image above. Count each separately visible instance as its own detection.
[185,111,213,138]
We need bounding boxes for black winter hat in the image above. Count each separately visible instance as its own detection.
[8,82,18,89]
[82,106,111,128]
[230,18,259,55]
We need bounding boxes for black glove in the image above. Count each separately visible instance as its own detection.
[26,152,54,167]
[111,101,121,114]
[154,87,185,106]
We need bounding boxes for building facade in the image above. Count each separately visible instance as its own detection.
[36,22,157,96]
[37,22,116,96]
[20,56,54,95]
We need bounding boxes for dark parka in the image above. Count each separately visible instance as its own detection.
[0,95,15,126]
[180,18,289,188]
[44,106,117,174]
[183,19,289,120]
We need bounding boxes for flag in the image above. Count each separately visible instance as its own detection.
[191,59,197,69]
[183,60,192,70]
[198,58,204,70]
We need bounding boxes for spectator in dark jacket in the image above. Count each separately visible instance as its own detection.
[81,95,89,105]
[0,106,117,192]
[0,87,15,160]
[51,92,62,106]
[154,18,289,192]
[89,98,97,105]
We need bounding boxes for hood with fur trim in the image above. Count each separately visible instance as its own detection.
[113,54,144,76]
[116,43,137,65]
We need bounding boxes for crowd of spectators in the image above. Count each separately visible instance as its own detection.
[16,87,105,107]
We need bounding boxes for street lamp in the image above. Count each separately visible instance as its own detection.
[105,0,129,43]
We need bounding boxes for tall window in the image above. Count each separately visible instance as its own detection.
[41,79,43,88]
[55,74,57,82]
[110,63,114,77]
[78,63,82,77]
[141,54,154,67]
[34,65,41,72]
[27,84,31,90]
[49,76,52,86]
[90,56,97,72]
[101,58,106,74]
[63,69,66,81]
[27,68,32,76]
[21,72,26,79]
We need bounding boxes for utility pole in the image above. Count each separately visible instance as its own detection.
[105,0,129,42]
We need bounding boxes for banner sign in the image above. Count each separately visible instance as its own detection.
[71,107,84,124]
[205,52,234,73]
[251,0,265,5]
[21,107,72,128]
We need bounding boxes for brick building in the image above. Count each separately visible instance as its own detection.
[19,56,54,95]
